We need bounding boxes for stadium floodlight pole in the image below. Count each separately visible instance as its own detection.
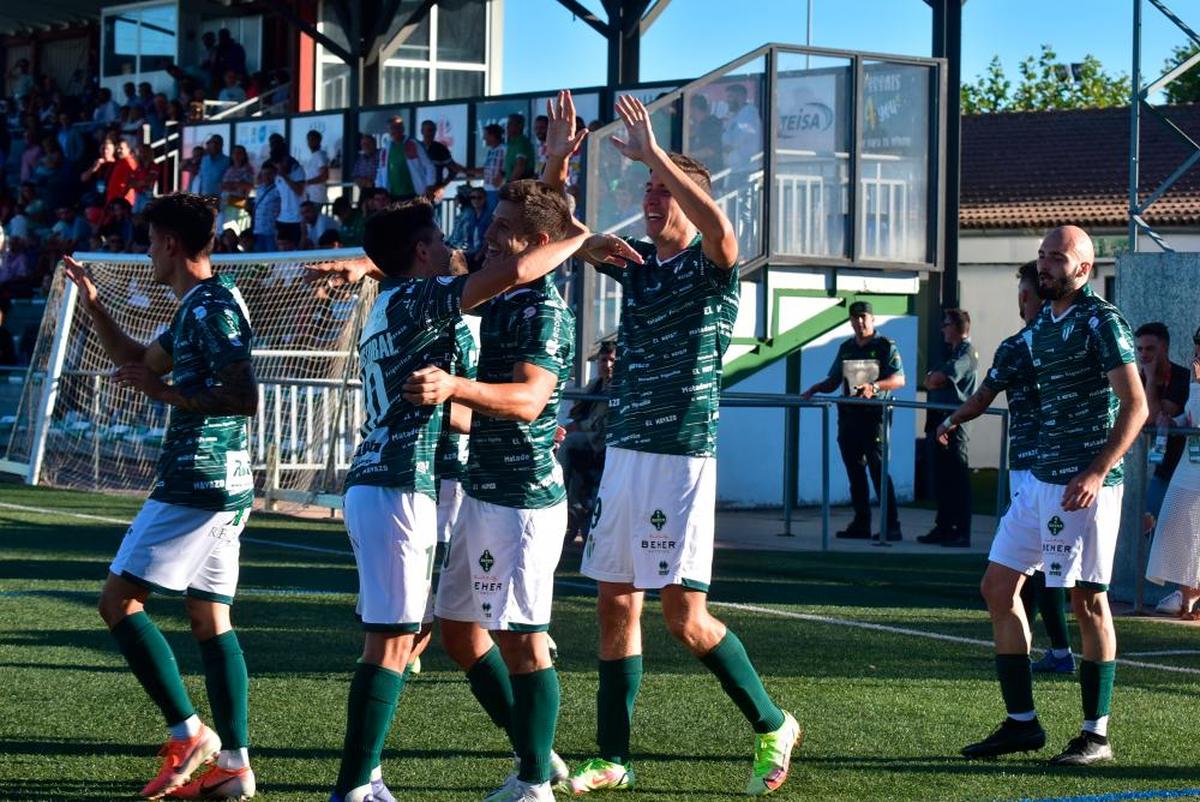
[28,278,78,486]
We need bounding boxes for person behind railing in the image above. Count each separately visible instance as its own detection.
[302,129,330,206]
[687,93,724,172]
[92,88,120,125]
[219,144,254,233]
[269,133,306,250]
[1134,322,1190,536]
[56,111,86,167]
[131,143,161,215]
[801,300,906,541]
[446,185,491,270]
[503,113,535,183]
[558,340,616,542]
[1145,328,1200,620]
[299,200,337,249]
[196,134,231,199]
[121,104,148,151]
[331,195,364,247]
[470,122,506,208]
[376,115,434,202]
[250,160,279,253]
[420,119,465,193]
[218,70,246,106]
[921,308,979,547]
[351,133,380,190]
[146,93,170,142]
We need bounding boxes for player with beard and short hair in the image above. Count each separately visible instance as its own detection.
[960,226,1146,766]
[321,198,591,802]
[63,193,260,800]
[540,92,800,797]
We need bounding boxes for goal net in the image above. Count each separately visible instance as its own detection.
[1,249,378,512]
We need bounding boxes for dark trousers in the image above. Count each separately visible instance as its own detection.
[837,415,900,530]
[928,425,972,537]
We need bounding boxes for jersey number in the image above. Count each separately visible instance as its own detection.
[363,362,390,429]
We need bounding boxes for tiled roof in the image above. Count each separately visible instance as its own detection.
[960,104,1200,230]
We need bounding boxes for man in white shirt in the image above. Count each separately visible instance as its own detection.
[303,129,331,206]
[299,201,338,249]
[93,88,121,124]
[269,134,306,251]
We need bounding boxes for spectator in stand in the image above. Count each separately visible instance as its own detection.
[251,160,280,252]
[476,123,505,207]
[0,306,17,366]
[57,112,86,167]
[197,134,231,198]
[376,115,433,201]
[330,195,364,246]
[130,143,160,213]
[220,144,255,233]
[1136,322,1190,531]
[105,139,138,207]
[302,129,330,206]
[200,31,221,91]
[218,28,248,81]
[351,133,380,189]
[218,70,246,105]
[81,136,117,200]
[93,88,120,124]
[0,234,35,293]
[419,119,464,193]
[120,81,137,109]
[299,200,337,248]
[50,205,91,251]
[101,197,134,246]
[533,113,549,176]
[8,58,34,101]
[503,112,534,181]
[146,93,170,141]
[34,137,72,212]
[181,144,204,193]
[122,103,148,150]
[446,185,491,269]
[137,81,154,108]
[271,134,306,250]
[688,94,724,171]
[19,130,43,183]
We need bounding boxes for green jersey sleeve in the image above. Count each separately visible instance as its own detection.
[1089,308,1136,372]
[513,301,573,374]
[197,300,253,373]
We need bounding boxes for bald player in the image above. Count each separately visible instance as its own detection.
[961,226,1146,765]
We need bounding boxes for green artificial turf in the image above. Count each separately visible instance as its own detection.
[2,486,1199,802]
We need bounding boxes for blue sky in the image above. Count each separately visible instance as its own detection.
[502,0,1192,96]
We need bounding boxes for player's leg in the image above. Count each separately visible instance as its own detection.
[659,586,799,796]
[1029,571,1074,674]
[496,630,559,801]
[441,617,516,743]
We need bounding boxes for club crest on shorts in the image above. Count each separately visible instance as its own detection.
[478,549,495,572]
[650,509,667,531]
[1047,515,1065,536]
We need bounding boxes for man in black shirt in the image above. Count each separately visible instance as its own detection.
[419,120,464,197]
[1135,322,1190,528]
[802,301,906,540]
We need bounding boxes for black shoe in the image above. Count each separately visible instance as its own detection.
[917,527,949,544]
[836,520,872,539]
[1049,731,1114,766]
[961,717,1046,759]
[940,536,971,548]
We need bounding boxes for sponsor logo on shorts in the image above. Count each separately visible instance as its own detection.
[640,539,677,551]
[478,550,495,573]
[650,509,667,531]
[658,560,669,576]
[1047,515,1065,536]
[474,580,503,593]
[1048,561,1063,577]
[481,601,492,618]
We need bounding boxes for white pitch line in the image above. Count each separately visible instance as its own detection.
[1123,649,1200,657]
[6,500,1200,676]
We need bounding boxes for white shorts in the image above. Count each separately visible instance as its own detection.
[344,485,437,632]
[110,500,250,604]
[1009,469,1032,503]
[989,475,1124,590]
[437,479,465,544]
[434,495,566,631]
[580,447,715,591]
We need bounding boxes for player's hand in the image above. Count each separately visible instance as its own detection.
[936,421,956,446]
[1061,469,1103,511]
[546,90,588,160]
[554,424,567,449]
[580,234,644,267]
[856,383,877,399]
[303,256,379,286]
[62,255,99,311]
[114,362,167,400]
[402,365,457,405]
[610,95,660,163]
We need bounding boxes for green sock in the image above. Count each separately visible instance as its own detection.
[198,630,249,750]
[335,662,405,795]
[995,653,1036,716]
[110,611,195,727]
[698,631,786,734]
[1038,586,1071,651]
[596,656,643,764]
[1080,660,1115,721]
[511,668,560,784]
[466,646,515,746]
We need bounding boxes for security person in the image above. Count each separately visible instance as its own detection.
[919,308,979,547]
[802,301,905,540]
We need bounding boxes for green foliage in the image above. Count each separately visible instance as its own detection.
[1163,42,1200,105]
[962,45,1130,113]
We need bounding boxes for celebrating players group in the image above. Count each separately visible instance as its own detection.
[63,87,1147,801]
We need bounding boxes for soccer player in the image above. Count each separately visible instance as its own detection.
[936,261,1074,673]
[960,226,1146,765]
[325,198,591,802]
[63,193,259,800]
[404,177,636,802]
[546,93,800,796]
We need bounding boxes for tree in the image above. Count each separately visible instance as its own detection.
[1163,43,1200,105]
[960,45,1130,113]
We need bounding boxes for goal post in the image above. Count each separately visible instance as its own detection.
[1,249,378,512]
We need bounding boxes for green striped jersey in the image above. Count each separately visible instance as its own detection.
[982,326,1040,471]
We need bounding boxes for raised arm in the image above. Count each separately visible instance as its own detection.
[611,95,738,269]
[63,255,171,373]
[458,219,592,310]
[541,90,588,193]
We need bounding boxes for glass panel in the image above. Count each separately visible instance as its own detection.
[859,61,932,264]
[684,57,766,264]
[416,103,469,167]
[436,0,486,64]
[435,69,484,101]
[381,64,429,104]
[138,4,178,73]
[474,98,532,165]
[103,12,139,77]
[383,1,431,61]
[771,53,852,259]
[320,62,350,111]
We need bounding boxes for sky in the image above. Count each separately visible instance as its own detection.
[501,0,1192,97]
